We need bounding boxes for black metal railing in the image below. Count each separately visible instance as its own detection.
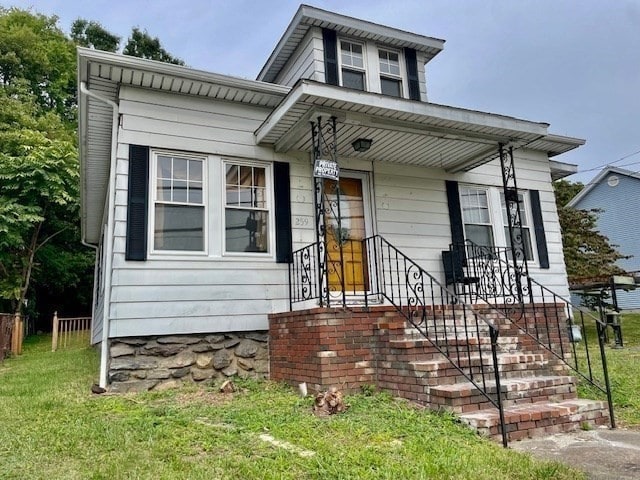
[290,235,508,446]
[448,240,615,428]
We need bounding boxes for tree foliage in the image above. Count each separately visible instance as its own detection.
[0,7,185,322]
[554,179,626,286]
[0,85,84,314]
[70,18,120,52]
[123,28,185,65]
[0,8,76,120]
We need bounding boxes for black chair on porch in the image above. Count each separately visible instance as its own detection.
[442,248,480,303]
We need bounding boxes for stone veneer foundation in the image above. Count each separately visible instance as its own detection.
[108,331,269,393]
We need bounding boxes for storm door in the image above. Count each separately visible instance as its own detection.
[323,173,372,293]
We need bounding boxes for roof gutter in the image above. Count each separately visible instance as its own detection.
[79,81,118,389]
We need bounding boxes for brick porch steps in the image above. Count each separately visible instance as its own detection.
[269,305,611,443]
[389,335,520,350]
[429,375,577,412]
[410,352,558,381]
[458,399,610,441]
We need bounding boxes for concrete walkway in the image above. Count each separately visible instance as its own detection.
[512,428,640,480]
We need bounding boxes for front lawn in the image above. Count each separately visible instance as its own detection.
[0,335,582,479]
[602,313,640,427]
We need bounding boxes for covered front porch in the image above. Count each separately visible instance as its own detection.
[258,81,613,445]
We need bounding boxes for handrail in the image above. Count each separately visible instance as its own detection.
[450,240,615,428]
[290,235,508,446]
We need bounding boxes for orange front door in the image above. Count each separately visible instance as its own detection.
[324,177,369,292]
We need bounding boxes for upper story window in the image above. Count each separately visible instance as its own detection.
[339,40,366,91]
[152,153,205,252]
[378,49,402,97]
[224,162,269,254]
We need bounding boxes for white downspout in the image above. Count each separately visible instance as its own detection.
[80,81,119,388]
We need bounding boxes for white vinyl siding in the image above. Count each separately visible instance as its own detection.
[103,85,569,340]
[274,27,325,87]
[371,150,569,298]
[108,86,295,337]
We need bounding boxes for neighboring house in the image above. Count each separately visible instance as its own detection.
[567,166,640,310]
[79,5,610,442]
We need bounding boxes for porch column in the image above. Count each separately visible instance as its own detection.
[499,143,530,303]
[310,116,345,307]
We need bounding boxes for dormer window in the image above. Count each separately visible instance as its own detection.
[378,49,402,97]
[339,40,366,91]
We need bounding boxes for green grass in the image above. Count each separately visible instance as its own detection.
[574,312,640,428]
[600,313,640,427]
[0,336,584,480]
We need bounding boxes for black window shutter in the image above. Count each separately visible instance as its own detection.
[274,161,292,263]
[445,180,465,247]
[323,28,339,86]
[529,190,549,269]
[404,47,421,101]
[125,145,149,261]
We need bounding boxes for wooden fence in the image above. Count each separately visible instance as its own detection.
[0,313,24,360]
[51,312,92,351]
[0,313,14,361]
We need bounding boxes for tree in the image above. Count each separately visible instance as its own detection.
[554,179,626,286]
[0,8,184,325]
[0,8,76,120]
[0,85,79,316]
[70,18,120,52]
[123,28,185,65]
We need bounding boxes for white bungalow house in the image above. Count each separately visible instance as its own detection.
[79,5,612,443]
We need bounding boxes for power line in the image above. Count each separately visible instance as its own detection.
[577,148,640,174]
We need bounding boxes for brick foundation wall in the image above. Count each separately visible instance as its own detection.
[269,303,570,395]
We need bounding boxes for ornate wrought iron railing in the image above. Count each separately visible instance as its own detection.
[447,240,615,427]
[290,235,508,446]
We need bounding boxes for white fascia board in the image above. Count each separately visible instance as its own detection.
[257,5,445,82]
[256,80,549,144]
[545,133,586,148]
[257,6,308,82]
[77,47,290,97]
[299,5,445,51]
[549,159,578,180]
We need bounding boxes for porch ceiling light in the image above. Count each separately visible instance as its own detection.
[352,138,373,153]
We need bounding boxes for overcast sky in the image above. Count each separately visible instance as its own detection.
[7,0,640,183]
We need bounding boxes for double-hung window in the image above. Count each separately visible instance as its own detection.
[378,49,402,97]
[460,187,494,248]
[459,185,536,261]
[501,192,534,261]
[224,162,269,254]
[153,153,205,252]
[339,40,366,91]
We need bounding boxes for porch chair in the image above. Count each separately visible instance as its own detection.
[442,249,479,302]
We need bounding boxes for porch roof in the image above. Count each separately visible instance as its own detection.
[255,80,582,172]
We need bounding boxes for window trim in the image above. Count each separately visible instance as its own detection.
[148,149,208,256]
[221,158,275,258]
[459,185,538,265]
[338,38,367,91]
